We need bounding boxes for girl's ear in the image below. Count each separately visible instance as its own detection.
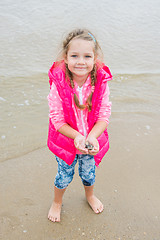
[94,52,98,63]
[94,55,97,64]
[64,54,68,64]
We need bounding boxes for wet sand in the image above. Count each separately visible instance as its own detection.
[1,114,160,240]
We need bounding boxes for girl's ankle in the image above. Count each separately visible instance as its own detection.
[53,199,62,205]
[86,194,94,200]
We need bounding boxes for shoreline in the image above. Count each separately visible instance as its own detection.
[0,144,47,164]
[1,73,160,163]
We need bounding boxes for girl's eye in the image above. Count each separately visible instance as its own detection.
[85,55,92,58]
[71,55,77,58]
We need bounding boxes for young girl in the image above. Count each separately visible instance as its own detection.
[47,29,112,222]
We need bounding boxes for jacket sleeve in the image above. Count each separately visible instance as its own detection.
[47,82,67,130]
[97,83,112,124]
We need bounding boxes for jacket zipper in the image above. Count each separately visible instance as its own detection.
[78,86,86,137]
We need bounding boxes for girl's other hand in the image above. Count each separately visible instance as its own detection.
[86,136,99,155]
[74,134,88,154]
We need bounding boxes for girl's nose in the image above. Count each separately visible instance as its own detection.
[77,57,85,64]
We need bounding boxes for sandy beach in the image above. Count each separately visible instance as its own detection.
[1,0,160,239]
[1,113,160,240]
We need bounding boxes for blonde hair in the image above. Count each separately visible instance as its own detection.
[59,29,103,112]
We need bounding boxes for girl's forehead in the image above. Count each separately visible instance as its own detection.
[68,38,95,52]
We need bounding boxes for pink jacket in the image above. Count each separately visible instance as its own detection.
[47,61,112,166]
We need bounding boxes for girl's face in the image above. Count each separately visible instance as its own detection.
[65,38,95,81]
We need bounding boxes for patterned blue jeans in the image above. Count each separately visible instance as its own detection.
[54,154,96,189]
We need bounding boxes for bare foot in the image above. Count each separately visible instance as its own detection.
[87,195,104,214]
[48,201,62,222]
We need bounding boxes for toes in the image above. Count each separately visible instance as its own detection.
[92,206,99,214]
[48,215,60,222]
[48,215,55,222]
[99,204,104,213]
[97,205,103,213]
[56,217,60,222]
[48,216,53,222]
[94,204,104,214]
[95,208,100,214]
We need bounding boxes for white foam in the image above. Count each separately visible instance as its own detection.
[25,100,30,105]
[17,103,24,106]
[0,97,6,101]
[145,125,151,130]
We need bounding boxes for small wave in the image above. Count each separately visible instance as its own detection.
[0,97,6,101]
[25,100,30,105]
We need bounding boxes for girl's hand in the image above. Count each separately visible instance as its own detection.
[85,136,99,155]
[74,134,88,154]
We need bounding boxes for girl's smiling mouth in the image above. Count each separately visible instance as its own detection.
[75,67,86,69]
